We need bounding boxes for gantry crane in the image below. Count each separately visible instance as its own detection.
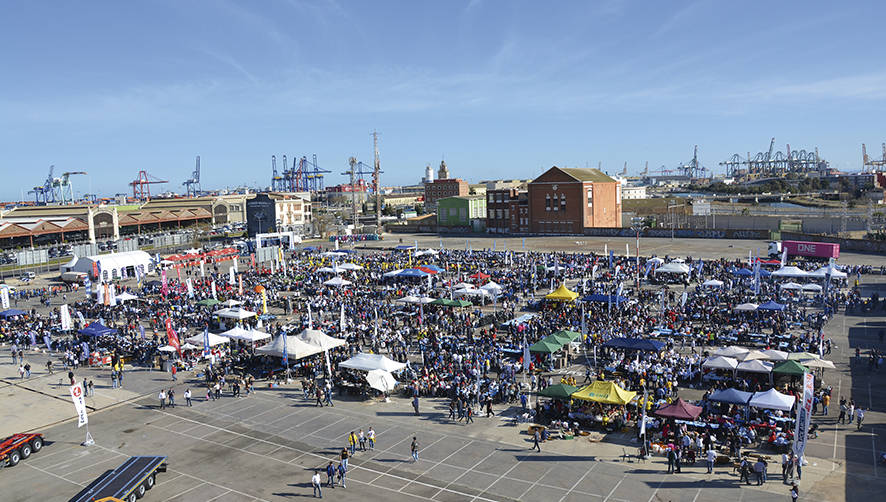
[863,143,886,172]
[183,156,201,197]
[57,171,87,204]
[130,171,168,200]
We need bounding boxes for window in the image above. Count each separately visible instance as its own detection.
[504,209,509,219]
[587,186,593,207]
[459,208,467,221]
[449,207,457,217]
[552,193,558,211]
[560,194,566,211]
[545,194,551,211]
[488,209,494,219]
[488,194,493,203]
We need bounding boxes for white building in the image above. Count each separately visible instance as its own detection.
[621,185,648,200]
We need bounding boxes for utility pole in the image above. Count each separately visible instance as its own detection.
[373,131,381,234]
[344,157,359,230]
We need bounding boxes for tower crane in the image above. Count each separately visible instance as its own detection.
[183,156,201,197]
[130,171,168,200]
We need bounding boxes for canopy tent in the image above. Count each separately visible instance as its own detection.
[702,279,724,288]
[654,398,703,420]
[339,353,407,372]
[734,303,759,312]
[801,284,823,292]
[545,284,579,302]
[761,349,789,361]
[603,337,666,352]
[213,307,257,320]
[185,332,230,347]
[571,381,637,405]
[255,335,324,360]
[757,300,786,311]
[220,299,242,307]
[116,292,139,302]
[480,281,503,292]
[771,266,809,278]
[772,360,809,375]
[0,308,27,318]
[414,249,438,257]
[219,326,271,343]
[397,268,429,278]
[320,250,349,257]
[646,257,664,265]
[502,313,537,325]
[549,330,582,345]
[418,264,444,273]
[453,282,476,290]
[295,328,347,351]
[779,282,803,290]
[181,342,200,351]
[393,245,416,251]
[158,345,177,352]
[469,272,491,280]
[416,266,439,275]
[732,268,754,277]
[736,359,774,373]
[748,388,796,411]
[197,298,220,307]
[655,262,690,274]
[397,296,435,305]
[787,352,820,361]
[382,269,404,278]
[66,250,154,281]
[323,276,353,287]
[529,338,562,353]
[430,298,472,307]
[809,266,847,279]
[317,266,341,274]
[702,355,738,370]
[365,369,397,393]
[708,388,753,405]
[736,349,769,362]
[582,294,628,304]
[78,321,118,337]
[538,383,580,399]
[338,263,364,271]
[800,358,836,370]
[713,346,750,358]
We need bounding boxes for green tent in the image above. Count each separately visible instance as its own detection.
[538,383,579,399]
[529,337,562,353]
[772,360,808,375]
[550,330,581,345]
[430,299,473,307]
[196,298,220,306]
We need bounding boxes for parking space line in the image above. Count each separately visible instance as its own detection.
[603,473,627,502]
[517,465,554,500]
[558,461,597,502]
[170,481,207,500]
[433,449,498,499]
[22,461,84,488]
[204,489,233,502]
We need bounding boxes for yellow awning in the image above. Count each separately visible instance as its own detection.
[545,283,579,302]
[571,380,637,405]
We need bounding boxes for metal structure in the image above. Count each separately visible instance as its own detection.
[344,157,360,229]
[720,138,828,179]
[183,156,201,197]
[274,154,330,192]
[372,131,383,231]
[130,170,168,200]
[56,171,87,204]
[270,155,284,191]
[29,167,87,205]
[30,165,56,205]
[676,145,709,179]
[862,143,886,172]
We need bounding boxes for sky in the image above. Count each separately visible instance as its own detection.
[1,1,885,200]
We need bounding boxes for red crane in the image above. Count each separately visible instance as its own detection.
[130,170,168,200]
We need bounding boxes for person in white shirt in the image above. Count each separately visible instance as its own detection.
[706,449,717,474]
[184,388,192,407]
[311,471,322,498]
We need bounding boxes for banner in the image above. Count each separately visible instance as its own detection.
[229,267,235,285]
[70,384,88,427]
[202,325,211,359]
[108,284,117,307]
[187,278,194,298]
[211,281,217,299]
[261,289,268,315]
[339,304,346,331]
[792,372,815,458]
[0,287,9,309]
[238,275,243,296]
[200,260,205,277]
[60,304,72,331]
[103,283,110,306]
[165,318,181,356]
[161,270,168,296]
[308,303,313,329]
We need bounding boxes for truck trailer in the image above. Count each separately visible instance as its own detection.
[768,240,840,260]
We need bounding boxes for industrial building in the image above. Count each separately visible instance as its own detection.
[486,188,529,234]
[527,167,622,234]
[437,196,486,231]
[245,192,311,237]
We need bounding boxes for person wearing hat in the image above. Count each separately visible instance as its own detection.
[790,482,799,501]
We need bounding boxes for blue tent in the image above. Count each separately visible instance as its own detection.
[78,321,118,337]
[397,268,429,278]
[301,246,318,252]
[732,268,754,277]
[582,294,628,304]
[709,388,753,405]
[0,309,27,318]
[603,337,665,352]
[394,245,416,251]
[760,269,772,277]
[757,300,785,311]
[419,264,444,273]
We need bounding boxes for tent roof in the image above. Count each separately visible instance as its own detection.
[734,302,759,312]
[736,349,769,361]
[702,355,738,370]
[538,383,579,399]
[323,276,353,287]
[255,335,324,360]
[761,349,789,361]
[736,359,774,373]
[713,346,750,358]
[549,330,582,344]
[708,388,753,405]
[213,307,257,319]
[779,282,803,290]
[603,337,665,352]
[219,326,271,342]
[771,266,809,278]
[702,279,724,287]
[339,353,407,372]
[529,337,562,353]
[185,332,230,347]
[545,284,578,302]
[757,300,786,311]
[654,398,703,420]
[581,294,628,304]
[749,388,796,411]
[78,321,118,337]
[295,328,346,350]
[571,381,637,405]
[655,262,690,274]
[809,266,847,279]
[772,359,809,375]
[0,308,28,318]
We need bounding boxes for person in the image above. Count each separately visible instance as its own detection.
[465,405,474,424]
[485,399,494,418]
[782,453,792,483]
[337,462,347,488]
[340,447,349,471]
[838,398,847,424]
[857,408,865,430]
[532,429,541,452]
[184,388,192,406]
[316,388,324,407]
[214,381,221,400]
[520,392,528,411]
[358,429,366,452]
[348,432,357,455]
[410,436,419,462]
[412,395,420,416]
[667,448,676,474]
[674,446,682,473]
[46,360,53,375]
[706,448,717,474]
[19,364,24,379]
[158,389,166,410]
[739,458,752,485]
[325,461,336,488]
[822,393,830,416]
[167,388,176,408]
[793,454,802,481]
[754,458,764,485]
[311,470,322,498]
[367,427,375,450]
[171,364,177,381]
[790,482,799,501]
[324,382,334,407]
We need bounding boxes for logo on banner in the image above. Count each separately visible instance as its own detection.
[792,372,815,458]
[70,385,88,427]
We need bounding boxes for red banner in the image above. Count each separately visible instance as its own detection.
[165,318,181,356]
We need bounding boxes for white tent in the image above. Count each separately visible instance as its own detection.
[116,292,139,302]
[317,266,341,274]
[397,295,421,304]
[748,388,796,411]
[295,328,346,350]
[801,283,823,292]
[655,262,690,274]
[779,282,803,290]
[415,249,438,257]
[67,250,154,281]
[734,303,759,312]
[365,369,397,392]
[714,346,750,358]
[339,263,363,271]
[647,257,664,265]
[671,258,686,263]
[383,269,404,278]
[220,299,242,307]
[181,342,200,351]
[339,353,408,372]
[809,266,847,279]
[702,279,724,288]
[220,326,271,343]
[480,281,503,292]
[736,359,774,373]
[213,307,258,320]
[453,282,476,290]
[321,251,348,258]
[800,358,836,369]
[736,349,769,361]
[761,349,789,361]
[323,276,353,288]
[702,356,738,370]
[771,266,809,278]
[158,345,177,352]
[185,332,230,347]
[256,335,324,360]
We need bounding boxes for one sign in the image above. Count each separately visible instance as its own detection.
[792,372,815,458]
[70,384,88,427]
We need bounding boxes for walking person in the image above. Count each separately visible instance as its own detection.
[325,462,336,488]
[340,447,349,471]
[171,364,177,381]
[485,398,494,418]
[347,432,357,455]
[465,405,474,424]
[857,408,865,430]
[793,454,803,481]
[706,448,717,474]
[358,429,366,452]
[311,470,322,498]
[158,389,166,410]
[410,436,420,462]
[667,448,676,474]
[838,398,847,424]
[531,428,541,452]
[367,426,375,450]
[790,482,799,501]
[337,462,347,488]
[412,395,420,416]
[184,388,192,406]
[167,388,175,408]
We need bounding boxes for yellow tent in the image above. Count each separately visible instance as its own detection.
[571,381,637,405]
[545,283,579,302]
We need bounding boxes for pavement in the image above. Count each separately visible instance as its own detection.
[0,235,884,501]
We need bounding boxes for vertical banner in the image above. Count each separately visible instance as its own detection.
[261,289,269,314]
[211,281,217,299]
[238,275,243,296]
[70,385,88,427]
[0,287,8,309]
[229,267,235,285]
[792,372,815,458]
[187,278,194,298]
[165,318,181,356]
[200,260,205,277]
[60,304,72,331]
[103,283,110,306]
[339,304,345,331]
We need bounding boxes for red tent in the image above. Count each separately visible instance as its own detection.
[469,272,490,280]
[653,398,702,420]
[416,266,439,275]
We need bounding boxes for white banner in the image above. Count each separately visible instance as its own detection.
[60,304,72,331]
[211,281,217,299]
[70,384,88,428]
[0,287,8,309]
[229,267,235,285]
[200,260,205,277]
[187,278,194,298]
[792,372,814,458]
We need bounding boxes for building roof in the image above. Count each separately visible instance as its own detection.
[439,195,485,202]
[558,168,616,183]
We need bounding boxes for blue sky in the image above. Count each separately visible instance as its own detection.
[2,1,885,200]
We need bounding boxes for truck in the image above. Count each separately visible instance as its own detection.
[61,271,88,284]
[70,456,167,502]
[1,433,45,467]
[768,240,840,259]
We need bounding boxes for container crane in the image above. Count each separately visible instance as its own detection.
[31,165,56,205]
[57,171,87,204]
[130,171,168,200]
[863,143,886,172]
[270,155,285,191]
[183,156,201,197]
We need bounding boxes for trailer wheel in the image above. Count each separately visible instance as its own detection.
[30,437,43,452]
[136,482,147,498]
[20,444,32,459]
[145,474,156,490]
[7,449,21,467]
[127,492,137,502]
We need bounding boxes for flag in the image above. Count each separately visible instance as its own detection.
[616,282,624,307]
[238,275,243,296]
[60,304,72,330]
[108,284,117,307]
[103,283,110,306]
[187,278,194,298]
[211,281,217,299]
[696,260,703,275]
[139,325,146,339]
[793,372,814,458]
[76,311,86,324]
[419,301,424,326]
[0,287,9,309]
[229,267,235,285]
[324,349,332,376]
[681,291,688,307]
[282,332,289,367]
[30,331,37,346]
[261,289,269,314]
[202,325,211,359]
[522,334,530,371]
[373,308,379,340]
[308,303,313,329]
[608,249,614,269]
[753,259,761,296]
[640,387,649,437]
[615,264,621,278]
[200,260,205,277]
[580,303,586,337]
[161,269,168,295]
[165,318,181,356]
[592,264,598,281]
[780,247,787,267]
[644,261,653,279]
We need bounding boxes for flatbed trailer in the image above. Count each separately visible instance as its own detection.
[0,433,44,467]
[70,455,167,502]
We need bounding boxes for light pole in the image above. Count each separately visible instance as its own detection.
[631,217,647,291]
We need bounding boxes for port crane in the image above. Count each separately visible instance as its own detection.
[863,143,886,172]
[183,156,201,197]
[56,171,87,204]
[130,171,168,200]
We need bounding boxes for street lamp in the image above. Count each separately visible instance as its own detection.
[630,217,647,290]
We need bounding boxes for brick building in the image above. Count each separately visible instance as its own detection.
[424,178,469,205]
[527,167,621,234]
[486,188,529,234]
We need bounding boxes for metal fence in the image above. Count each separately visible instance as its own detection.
[15,249,49,266]
[256,246,280,264]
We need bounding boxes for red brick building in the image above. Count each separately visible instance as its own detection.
[527,167,621,234]
[486,188,529,234]
[424,178,469,205]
